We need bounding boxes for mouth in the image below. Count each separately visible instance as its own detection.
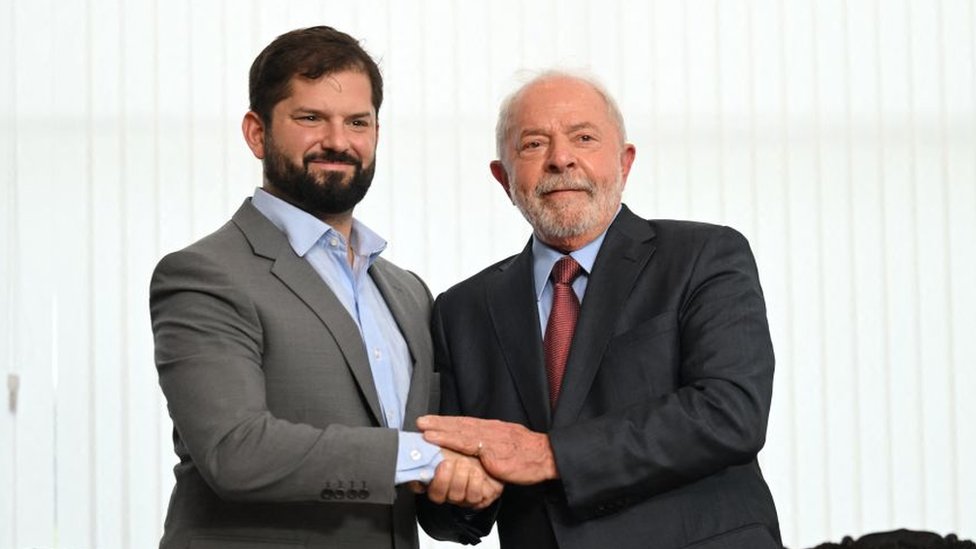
[304,149,361,172]
[543,187,587,195]
[540,187,592,201]
[308,160,356,171]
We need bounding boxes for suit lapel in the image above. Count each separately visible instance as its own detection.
[370,261,431,430]
[552,207,657,427]
[232,201,385,426]
[487,241,551,432]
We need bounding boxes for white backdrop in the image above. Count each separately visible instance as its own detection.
[1,1,975,548]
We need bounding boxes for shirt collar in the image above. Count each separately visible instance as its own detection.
[531,208,619,300]
[251,188,387,262]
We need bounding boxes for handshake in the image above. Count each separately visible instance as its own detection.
[409,415,561,510]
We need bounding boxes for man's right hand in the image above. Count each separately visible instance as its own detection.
[422,448,503,510]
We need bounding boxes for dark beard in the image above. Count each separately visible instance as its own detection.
[263,137,374,216]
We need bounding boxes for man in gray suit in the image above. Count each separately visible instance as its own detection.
[150,26,499,549]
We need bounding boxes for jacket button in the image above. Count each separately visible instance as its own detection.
[360,489,370,499]
[320,489,333,500]
[334,489,345,499]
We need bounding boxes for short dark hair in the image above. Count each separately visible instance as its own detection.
[248,26,383,124]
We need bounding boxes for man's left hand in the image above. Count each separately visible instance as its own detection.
[417,415,558,485]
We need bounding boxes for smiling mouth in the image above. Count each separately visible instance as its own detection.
[309,160,355,169]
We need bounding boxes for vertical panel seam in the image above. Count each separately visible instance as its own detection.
[715,0,725,222]
[935,0,959,528]
[682,1,691,216]
[905,0,927,523]
[48,1,60,541]
[9,1,19,545]
[650,0,659,215]
[420,0,430,280]
[810,1,831,536]
[968,0,976,528]
[747,0,759,242]
[121,0,135,540]
[452,0,462,279]
[873,0,895,525]
[778,0,800,544]
[841,0,864,533]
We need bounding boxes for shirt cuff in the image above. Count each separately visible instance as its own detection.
[394,431,443,485]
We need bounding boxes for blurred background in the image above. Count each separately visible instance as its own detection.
[1,0,974,547]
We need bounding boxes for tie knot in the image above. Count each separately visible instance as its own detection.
[551,256,583,285]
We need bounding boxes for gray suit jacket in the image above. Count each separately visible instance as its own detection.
[150,200,435,549]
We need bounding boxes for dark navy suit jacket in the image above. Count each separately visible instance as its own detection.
[419,206,782,549]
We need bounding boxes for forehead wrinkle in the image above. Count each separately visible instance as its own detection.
[566,122,599,133]
[515,120,601,139]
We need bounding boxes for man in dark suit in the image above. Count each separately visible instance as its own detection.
[417,72,782,549]
[150,26,498,549]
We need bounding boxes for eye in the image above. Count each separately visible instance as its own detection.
[350,119,371,128]
[521,140,542,150]
[578,134,595,142]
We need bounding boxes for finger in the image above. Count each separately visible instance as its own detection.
[426,459,454,504]
[417,415,459,431]
[447,460,473,505]
[407,480,426,494]
[423,430,481,456]
[474,477,504,510]
[462,463,486,506]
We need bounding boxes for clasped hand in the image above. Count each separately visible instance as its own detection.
[418,415,559,486]
[411,415,559,509]
[409,447,502,510]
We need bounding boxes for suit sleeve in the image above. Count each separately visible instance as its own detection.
[150,249,399,504]
[415,299,499,545]
[548,226,775,518]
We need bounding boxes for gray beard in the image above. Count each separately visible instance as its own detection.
[511,173,622,241]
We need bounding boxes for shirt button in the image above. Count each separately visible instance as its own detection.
[419,469,432,482]
[373,349,382,360]
[329,237,339,247]
[410,449,422,461]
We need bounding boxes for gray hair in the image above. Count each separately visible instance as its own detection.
[494,70,628,164]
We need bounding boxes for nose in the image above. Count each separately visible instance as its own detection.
[318,121,350,153]
[545,137,576,173]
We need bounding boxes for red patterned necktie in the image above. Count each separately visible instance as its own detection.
[544,256,583,408]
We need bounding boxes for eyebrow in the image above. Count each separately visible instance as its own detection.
[565,122,599,133]
[292,107,375,120]
[517,122,600,138]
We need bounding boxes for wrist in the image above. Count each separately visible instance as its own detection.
[541,435,559,480]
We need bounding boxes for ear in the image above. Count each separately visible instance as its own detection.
[619,143,636,183]
[242,111,267,159]
[489,160,512,201]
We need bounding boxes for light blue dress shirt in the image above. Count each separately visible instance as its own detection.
[532,220,614,335]
[252,189,441,485]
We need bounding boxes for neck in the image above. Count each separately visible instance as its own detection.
[535,226,606,253]
[318,212,354,242]
[261,184,355,241]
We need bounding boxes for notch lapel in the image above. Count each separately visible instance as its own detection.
[552,207,657,427]
[233,201,385,426]
[486,242,551,432]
